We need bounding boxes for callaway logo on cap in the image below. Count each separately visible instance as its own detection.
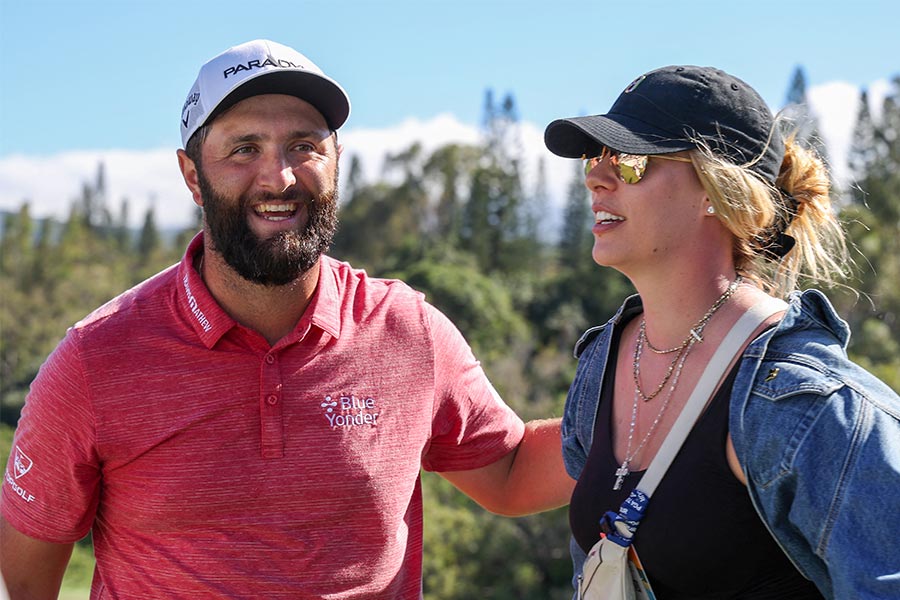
[180,39,351,147]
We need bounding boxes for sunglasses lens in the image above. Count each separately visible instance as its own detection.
[583,147,611,176]
[616,154,648,184]
[583,148,651,184]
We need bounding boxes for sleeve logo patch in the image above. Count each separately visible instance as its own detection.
[5,446,36,503]
[13,446,33,479]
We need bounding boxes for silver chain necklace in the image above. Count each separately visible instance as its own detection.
[614,276,742,490]
[632,276,742,402]
[614,334,696,490]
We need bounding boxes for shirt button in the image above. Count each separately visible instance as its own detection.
[266,394,278,406]
[265,354,275,365]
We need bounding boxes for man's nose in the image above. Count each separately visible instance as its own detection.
[257,152,297,193]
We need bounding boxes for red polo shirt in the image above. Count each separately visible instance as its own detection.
[2,233,525,599]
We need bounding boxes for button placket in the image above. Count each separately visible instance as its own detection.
[260,352,284,458]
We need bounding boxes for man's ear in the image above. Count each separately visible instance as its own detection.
[333,131,343,159]
[176,149,204,207]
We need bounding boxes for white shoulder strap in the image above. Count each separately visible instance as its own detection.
[636,297,788,496]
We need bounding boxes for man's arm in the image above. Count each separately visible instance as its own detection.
[439,418,576,516]
[1,516,74,600]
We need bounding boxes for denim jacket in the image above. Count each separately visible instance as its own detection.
[562,289,900,600]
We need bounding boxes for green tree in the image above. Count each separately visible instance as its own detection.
[782,65,830,166]
[77,162,112,232]
[836,76,900,390]
[344,153,364,202]
[390,253,530,365]
[423,143,481,243]
[137,203,161,261]
[847,89,878,194]
[558,160,593,268]
[114,198,131,250]
[333,143,432,271]
[422,473,572,600]
[0,204,35,288]
[461,90,535,274]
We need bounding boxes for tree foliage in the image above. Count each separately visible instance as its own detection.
[782,65,830,165]
[0,171,185,426]
[836,75,900,388]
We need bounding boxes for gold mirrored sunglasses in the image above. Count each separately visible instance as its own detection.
[582,146,692,184]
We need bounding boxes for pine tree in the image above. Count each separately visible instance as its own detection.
[866,77,900,225]
[423,144,480,243]
[0,204,34,286]
[344,154,364,203]
[558,160,593,266]
[784,66,808,106]
[838,75,900,390]
[77,162,113,232]
[137,204,160,261]
[115,198,131,250]
[461,90,529,273]
[522,157,546,243]
[847,89,879,205]
[782,65,830,166]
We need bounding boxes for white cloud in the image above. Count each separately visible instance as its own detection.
[807,78,891,186]
[0,149,191,229]
[1,79,888,230]
[807,81,860,185]
[341,115,575,237]
[867,79,893,121]
[340,113,481,183]
[0,115,575,232]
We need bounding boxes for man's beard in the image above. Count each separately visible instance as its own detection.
[198,167,339,286]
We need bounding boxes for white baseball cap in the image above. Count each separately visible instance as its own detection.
[180,39,351,147]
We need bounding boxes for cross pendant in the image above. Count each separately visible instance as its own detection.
[613,463,629,491]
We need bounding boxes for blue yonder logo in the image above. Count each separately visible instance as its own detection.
[321,394,380,428]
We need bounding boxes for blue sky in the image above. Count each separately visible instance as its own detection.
[1,0,898,228]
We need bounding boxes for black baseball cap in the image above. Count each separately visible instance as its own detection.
[544,65,784,184]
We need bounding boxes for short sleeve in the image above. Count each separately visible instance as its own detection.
[420,304,524,472]
[2,330,101,542]
[560,379,589,480]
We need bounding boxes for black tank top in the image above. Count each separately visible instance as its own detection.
[569,315,823,599]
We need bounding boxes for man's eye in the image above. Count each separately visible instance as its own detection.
[232,146,256,155]
[293,143,315,152]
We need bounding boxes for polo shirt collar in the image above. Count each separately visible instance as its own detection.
[176,233,343,348]
[177,233,235,348]
[302,255,341,340]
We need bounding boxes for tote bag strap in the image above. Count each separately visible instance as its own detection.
[637,296,788,496]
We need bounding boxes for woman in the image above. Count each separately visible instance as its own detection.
[544,66,900,599]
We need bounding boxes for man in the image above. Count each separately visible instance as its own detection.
[1,40,574,598]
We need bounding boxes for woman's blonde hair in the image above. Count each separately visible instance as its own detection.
[689,134,851,298]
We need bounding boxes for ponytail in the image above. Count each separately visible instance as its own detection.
[774,136,851,294]
[689,134,851,297]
